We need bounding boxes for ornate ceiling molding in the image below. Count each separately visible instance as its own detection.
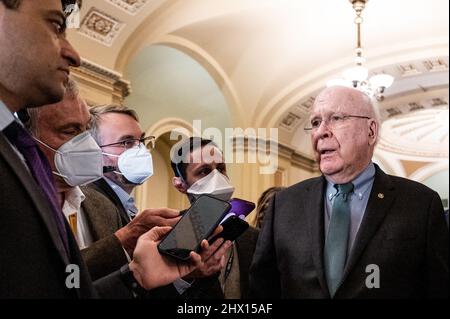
[78,7,125,46]
[107,0,149,15]
[71,58,132,102]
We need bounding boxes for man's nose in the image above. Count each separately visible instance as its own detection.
[315,120,332,138]
[61,38,81,67]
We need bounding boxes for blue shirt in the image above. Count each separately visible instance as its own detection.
[105,178,138,220]
[324,162,376,255]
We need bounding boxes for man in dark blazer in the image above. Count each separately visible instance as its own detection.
[249,86,449,298]
[0,0,206,298]
[171,137,260,298]
[0,0,94,298]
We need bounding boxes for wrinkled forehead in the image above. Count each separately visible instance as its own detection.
[311,88,361,117]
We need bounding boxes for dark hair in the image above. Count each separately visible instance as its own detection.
[170,137,218,180]
[0,0,82,11]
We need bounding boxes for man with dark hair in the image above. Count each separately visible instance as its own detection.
[1,0,80,9]
[87,106,231,298]
[0,1,203,298]
[170,137,260,298]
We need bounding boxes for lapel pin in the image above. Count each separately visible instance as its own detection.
[378,193,384,199]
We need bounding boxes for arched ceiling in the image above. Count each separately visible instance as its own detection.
[67,0,449,162]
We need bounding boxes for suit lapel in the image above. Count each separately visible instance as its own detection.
[305,176,329,296]
[0,134,70,265]
[81,187,121,240]
[341,166,396,283]
[93,179,131,224]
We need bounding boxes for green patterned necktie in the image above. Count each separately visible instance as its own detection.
[324,182,354,297]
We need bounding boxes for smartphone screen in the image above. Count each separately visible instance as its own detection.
[221,198,256,222]
[158,194,231,261]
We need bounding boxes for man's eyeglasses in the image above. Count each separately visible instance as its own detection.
[99,136,156,150]
[304,114,370,133]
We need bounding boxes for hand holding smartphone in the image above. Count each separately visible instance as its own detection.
[220,197,256,222]
[157,195,231,261]
[209,215,249,244]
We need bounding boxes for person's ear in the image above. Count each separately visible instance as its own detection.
[172,176,188,194]
[368,120,378,145]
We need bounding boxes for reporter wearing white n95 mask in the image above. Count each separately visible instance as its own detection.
[102,143,153,185]
[184,168,235,203]
[33,131,103,187]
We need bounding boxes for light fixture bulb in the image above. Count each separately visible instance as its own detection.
[343,65,368,82]
[369,73,394,89]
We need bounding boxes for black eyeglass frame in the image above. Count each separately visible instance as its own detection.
[99,136,156,150]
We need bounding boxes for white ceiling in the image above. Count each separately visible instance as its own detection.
[68,0,449,162]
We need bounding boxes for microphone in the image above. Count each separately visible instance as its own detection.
[103,166,116,173]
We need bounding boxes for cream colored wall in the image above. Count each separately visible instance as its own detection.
[134,132,190,212]
[134,149,169,210]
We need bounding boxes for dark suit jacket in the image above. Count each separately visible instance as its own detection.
[249,165,449,298]
[79,186,128,281]
[234,226,259,298]
[90,178,131,225]
[83,179,185,299]
[1,133,134,298]
[87,179,259,299]
[0,133,96,298]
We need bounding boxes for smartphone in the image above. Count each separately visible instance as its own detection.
[157,194,231,261]
[209,215,249,244]
[221,198,256,222]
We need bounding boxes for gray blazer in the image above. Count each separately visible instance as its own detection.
[249,165,449,298]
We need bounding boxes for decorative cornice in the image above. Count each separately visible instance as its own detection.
[71,58,132,99]
[107,0,149,15]
[231,136,318,172]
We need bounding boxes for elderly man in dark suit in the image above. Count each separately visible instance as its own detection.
[0,0,203,298]
[250,86,449,298]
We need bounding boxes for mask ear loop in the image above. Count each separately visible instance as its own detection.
[101,151,123,176]
[176,163,193,191]
[32,137,71,179]
[32,136,60,154]
[175,163,185,182]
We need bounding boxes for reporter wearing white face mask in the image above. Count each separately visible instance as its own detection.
[102,138,154,186]
[87,104,158,222]
[34,131,104,187]
[171,138,235,204]
[170,137,259,300]
[24,90,107,250]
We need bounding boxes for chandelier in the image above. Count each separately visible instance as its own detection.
[327,0,394,101]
